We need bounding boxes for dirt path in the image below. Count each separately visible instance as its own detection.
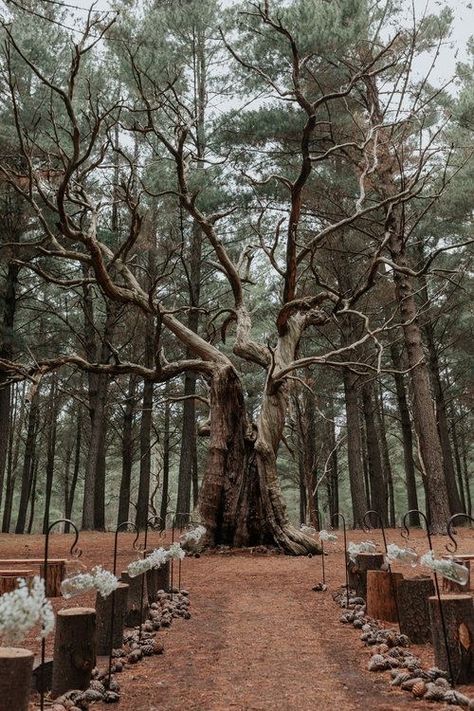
[3,530,474,710]
[100,554,430,711]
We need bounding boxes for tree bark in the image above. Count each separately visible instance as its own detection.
[362,381,387,524]
[343,366,367,526]
[0,647,34,711]
[397,576,434,643]
[118,374,137,526]
[390,343,419,525]
[51,608,96,697]
[15,384,40,534]
[160,397,170,526]
[42,375,58,534]
[366,570,403,622]
[429,594,474,684]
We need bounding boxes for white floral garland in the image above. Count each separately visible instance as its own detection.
[127,543,186,578]
[385,543,418,566]
[319,529,338,543]
[347,540,377,563]
[0,576,54,645]
[61,566,119,599]
[180,525,206,545]
[420,550,469,585]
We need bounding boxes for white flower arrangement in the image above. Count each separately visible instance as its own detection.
[385,543,418,566]
[319,529,338,543]
[0,576,54,645]
[127,558,154,579]
[148,547,169,569]
[420,550,469,585]
[180,525,206,545]
[93,567,120,598]
[167,542,186,561]
[61,566,119,599]
[128,544,184,578]
[347,540,377,563]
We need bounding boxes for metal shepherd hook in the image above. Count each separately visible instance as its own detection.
[363,509,401,628]
[40,518,81,711]
[108,520,140,687]
[402,509,454,686]
[332,512,350,609]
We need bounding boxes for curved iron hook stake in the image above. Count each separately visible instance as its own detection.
[446,513,474,555]
[402,509,455,687]
[40,519,81,711]
[362,510,401,629]
[332,513,350,610]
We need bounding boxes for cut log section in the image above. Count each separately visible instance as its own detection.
[429,593,474,684]
[397,576,435,643]
[95,582,129,655]
[51,607,96,697]
[120,571,148,627]
[367,570,403,622]
[0,570,33,594]
[347,553,385,600]
[147,560,170,601]
[0,647,34,711]
[40,560,66,597]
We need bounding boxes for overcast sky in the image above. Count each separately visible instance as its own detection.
[72,0,473,83]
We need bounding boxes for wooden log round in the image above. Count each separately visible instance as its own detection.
[95,582,129,655]
[120,571,148,627]
[0,570,34,594]
[347,553,385,600]
[442,559,471,593]
[40,561,66,597]
[0,647,34,711]
[147,561,170,601]
[51,607,96,697]
[397,576,435,643]
[429,593,474,684]
[367,570,404,622]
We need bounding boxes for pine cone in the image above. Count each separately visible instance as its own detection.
[141,644,154,656]
[412,681,427,698]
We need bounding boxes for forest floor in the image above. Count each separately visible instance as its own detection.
[2,528,474,710]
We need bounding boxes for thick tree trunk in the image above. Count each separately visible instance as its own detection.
[390,343,419,525]
[65,409,81,531]
[362,381,387,523]
[118,375,137,526]
[160,398,170,526]
[2,383,24,532]
[343,367,367,526]
[42,376,58,533]
[15,385,40,534]
[389,246,451,530]
[136,319,154,529]
[325,414,339,523]
[0,264,19,513]
[376,384,395,527]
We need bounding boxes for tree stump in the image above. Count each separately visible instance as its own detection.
[120,571,148,627]
[347,553,384,600]
[367,570,404,622]
[40,561,66,597]
[397,576,435,643]
[147,561,170,601]
[95,582,129,655]
[0,570,33,594]
[51,607,96,697]
[0,647,34,711]
[429,593,474,684]
[442,559,471,593]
